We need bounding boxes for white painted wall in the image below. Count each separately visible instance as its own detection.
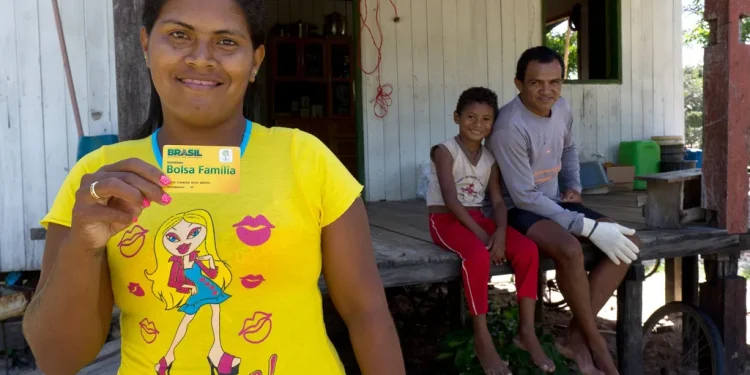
[359,0,685,202]
[1,0,118,271]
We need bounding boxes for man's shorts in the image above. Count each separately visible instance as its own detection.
[507,202,607,235]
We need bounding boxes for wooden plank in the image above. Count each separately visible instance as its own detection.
[582,203,644,224]
[582,87,597,161]
[486,0,503,96]
[637,231,738,261]
[381,0,401,201]
[596,87,609,160]
[530,0,542,45]
[629,0,644,141]
[426,0,445,149]
[619,0,633,143]
[411,0,431,186]
[513,0,531,56]
[582,191,647,207]
[635,168,702,183]
[500,0,516,104]
[442,0,459,139]
[395,0,416,199]
[671,0,685,137]
[106,0,118,132]
[16,0,47,271]
[361,0,386,201]
[608,85,621,162]
[471,0,488,86]
[570,85,584,157]
[642,180,684,228]
[652,0,671,137]
[63,0,91,165]
[640,0,654,140]
[40,0,72,209]
[0,1,25,272]
[84,0,113,136]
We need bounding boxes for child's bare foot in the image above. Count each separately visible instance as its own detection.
[475,334,513,375]
[588,338,618,375]
[555,337,604,375]
[513,327,555,373]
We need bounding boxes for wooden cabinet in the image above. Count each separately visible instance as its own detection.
[267,36,358,177]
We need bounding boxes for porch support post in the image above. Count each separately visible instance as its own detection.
[702,0,750,234]
[699,251,746,375]
[616,264,644,375]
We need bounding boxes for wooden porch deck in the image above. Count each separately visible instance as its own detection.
[364,197,739,288]
[20,193,742,374]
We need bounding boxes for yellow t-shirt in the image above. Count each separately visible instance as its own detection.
[41,121,363,375]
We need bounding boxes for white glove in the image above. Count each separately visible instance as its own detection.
[581,218,640,265]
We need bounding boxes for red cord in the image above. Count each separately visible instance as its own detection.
[359,0,399,118]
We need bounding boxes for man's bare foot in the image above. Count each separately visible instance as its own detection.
[555,338,604,375]
[475,334,512,375]
[513,328,555,373]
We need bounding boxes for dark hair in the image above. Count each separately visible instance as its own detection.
[455,87,499,121]
[515,46,564,82]
[133,0,267,140]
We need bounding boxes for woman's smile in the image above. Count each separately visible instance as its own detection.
[178,76,224,91]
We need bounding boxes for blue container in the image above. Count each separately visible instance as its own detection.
[76,134,119,161]
[685,148,703,168]
[579,161,610,190]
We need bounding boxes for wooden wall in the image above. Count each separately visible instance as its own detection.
[1,0,118,271]
[359,0,685,202]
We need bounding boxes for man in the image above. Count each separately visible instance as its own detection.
[488,46,641,375]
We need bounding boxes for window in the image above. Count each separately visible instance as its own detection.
[740,15,750,44]
[542,0,621,82]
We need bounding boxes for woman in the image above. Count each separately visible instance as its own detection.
[21,1,405,374]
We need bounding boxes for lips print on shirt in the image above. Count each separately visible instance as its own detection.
[139,318,159,344]
[240,274,265,289]
[238,311,273,344]
[127,282,145,297]
[250,354,278,375]
[232,215,275,247]
[118,225,149,258]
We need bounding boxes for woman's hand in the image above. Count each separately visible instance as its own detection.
[70,158,171,250]
[184,285,198,295]
[486,229,507,265]
[205,255,216,269]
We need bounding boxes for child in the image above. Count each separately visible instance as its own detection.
[426,87,554,374]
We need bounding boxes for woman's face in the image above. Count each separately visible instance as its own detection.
[163,219,208,257]
[140,0,265,125]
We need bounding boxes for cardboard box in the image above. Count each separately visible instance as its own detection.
[606,165,635,190]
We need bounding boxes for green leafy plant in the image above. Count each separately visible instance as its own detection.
[438,301,572,375]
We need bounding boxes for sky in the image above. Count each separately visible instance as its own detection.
[682,1,704,67]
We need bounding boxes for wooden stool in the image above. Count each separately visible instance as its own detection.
[635,168,704,229]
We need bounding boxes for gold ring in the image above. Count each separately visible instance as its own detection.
[90,181,103,200]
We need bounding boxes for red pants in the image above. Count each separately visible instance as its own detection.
[429,211,539,316]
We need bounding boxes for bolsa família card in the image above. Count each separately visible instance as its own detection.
[162,145,241,194]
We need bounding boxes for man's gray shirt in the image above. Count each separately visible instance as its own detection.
[487,96,586,235]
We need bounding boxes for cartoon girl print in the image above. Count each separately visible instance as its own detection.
[144,209,241,375]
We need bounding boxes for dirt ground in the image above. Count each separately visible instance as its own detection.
[324,269,750,375]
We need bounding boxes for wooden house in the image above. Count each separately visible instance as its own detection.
[1,0,685,271]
